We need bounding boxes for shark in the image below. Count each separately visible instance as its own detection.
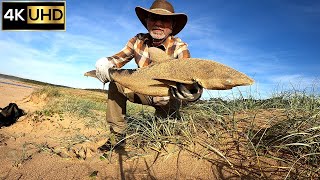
[84,47,254,96]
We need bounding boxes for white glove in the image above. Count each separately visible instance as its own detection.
[95,57,115,83]
[170,82,203,102]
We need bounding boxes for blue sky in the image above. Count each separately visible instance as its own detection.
[1,0,319,99]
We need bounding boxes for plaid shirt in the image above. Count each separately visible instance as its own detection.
[108,33,190,68]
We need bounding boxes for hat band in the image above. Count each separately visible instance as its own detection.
[150,8,173,14]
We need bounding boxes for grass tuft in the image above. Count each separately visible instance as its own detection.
[29,83,320,178]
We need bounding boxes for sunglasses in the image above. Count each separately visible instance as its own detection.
[147,14,173,22]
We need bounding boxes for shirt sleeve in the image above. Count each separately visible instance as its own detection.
[107,36,137,68]
[175,39,191,59]
[177,43,191,59]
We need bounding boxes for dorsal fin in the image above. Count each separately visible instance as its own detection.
[148,47,171,63]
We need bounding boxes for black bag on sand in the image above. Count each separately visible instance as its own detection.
[0,103,26,127]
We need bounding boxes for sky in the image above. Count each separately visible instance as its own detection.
[1,0,319,99]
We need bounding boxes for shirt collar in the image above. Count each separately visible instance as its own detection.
[145,34,173,50]
[162,36,172,50]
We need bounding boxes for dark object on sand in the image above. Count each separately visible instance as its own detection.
[0,103,25,127]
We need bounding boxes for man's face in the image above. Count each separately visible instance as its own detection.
[146,14,173,40]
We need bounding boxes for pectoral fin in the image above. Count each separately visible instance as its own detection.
[84,70,97,79]
[153,78,196,89]
[154,78,194,84]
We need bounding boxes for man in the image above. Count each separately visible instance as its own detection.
[95,0,203,151]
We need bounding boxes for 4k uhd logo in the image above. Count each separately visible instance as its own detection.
[2,1,66,31]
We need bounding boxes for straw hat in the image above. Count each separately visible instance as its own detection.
[135,0,188,36]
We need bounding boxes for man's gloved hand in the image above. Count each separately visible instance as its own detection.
[170,82,203,102]
[95,57,115,83]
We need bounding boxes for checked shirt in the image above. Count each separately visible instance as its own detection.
[107,33,190,68]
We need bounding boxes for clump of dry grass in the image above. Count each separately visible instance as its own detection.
[30,83,320,179]
[123,84,320,179]
[29,86,107,128]
[247,88,320,179]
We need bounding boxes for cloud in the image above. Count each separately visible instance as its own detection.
[268,74,320,87]
[178,13,320,100]
[0,2,150,89]
[183,17,219,38]
[0,37,94,86]
[1,1,318,99]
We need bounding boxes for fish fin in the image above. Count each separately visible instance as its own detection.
[84,70,97,78]
[153,78,196,89]
[148,47,171,63]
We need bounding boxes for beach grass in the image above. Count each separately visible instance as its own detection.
[29,84,320,179]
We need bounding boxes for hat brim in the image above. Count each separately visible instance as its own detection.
[135,6,188,36]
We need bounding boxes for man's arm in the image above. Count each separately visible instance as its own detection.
[176,42,191,59]
[95,36,137,83]
[107,36,137,68]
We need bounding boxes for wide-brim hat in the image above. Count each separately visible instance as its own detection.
[135,0,188,36]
